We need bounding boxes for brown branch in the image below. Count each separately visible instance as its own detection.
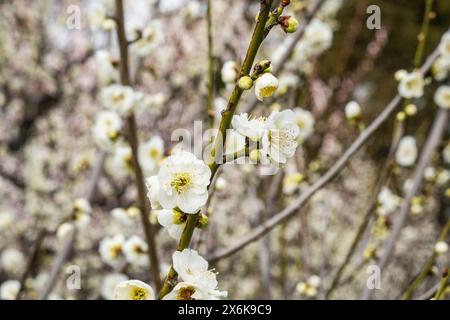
[115,0,161,291]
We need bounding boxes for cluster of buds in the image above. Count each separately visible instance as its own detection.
[238,60,279,101]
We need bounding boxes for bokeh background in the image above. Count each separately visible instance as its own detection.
[0,0,449,300]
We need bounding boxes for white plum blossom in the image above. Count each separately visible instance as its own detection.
[0,280,20,300]
[221,61,238,84]
[132,21,164,56]
[293,107,315,142]
[156,209,185,240]
[345,101,362,120]
[173,249,208,283]
[143,93,167,109]
[377,187,401,216]
[111,207,139,226]
[99,234,125,267]
[398,71,425,99]
[438,31,450,58]
[146,175,162,210]
[296,275,322,298]
[183,1,203,21]
[152,151,211,213]
[261,110,300,164]
[0,211,13,230]
[436,170,450,186]
[159,0,187,14]
[56,222,75,239]
[163,281,227,300]
[101,273,129,300]
[95,50,118,85]
[232,113,267,142]
[214,177,228,191]
[424,166,437,181]
[254,73,279,101]
[0,248,26,275]
[302,19,333,56]
[395,136,418,167]
[93,111,122,150]
[163,249,227,300]
[100,84,139,116]
[114,280,155,300]
[443,142,450,164]
[434,241,449,254]
[72,198,91,229]
[111,145,133,175]
[432,56,450,81]
[276,73,299,96]
[123,236,148,267]
[434,85,450,109]
[138,136,164,175]
[88,3,107,31]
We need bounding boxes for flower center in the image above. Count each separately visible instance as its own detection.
[124,153,134,170]
[133,244,145,254]
[260,86,276,98]
[171,172,192,194]
[148,148,160,159]
[269,129,297,150]
[178,286,196,300]
[112,92,125,103]
[109,244,122,258]
[132,288,147,300]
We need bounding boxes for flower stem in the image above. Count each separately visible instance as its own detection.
[115,0,161,291]
[433,269,449,300]
[414,0,434,68]
[209,0,275,177]
[158,0,275,299]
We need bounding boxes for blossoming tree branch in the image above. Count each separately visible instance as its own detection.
[0,0,450,301]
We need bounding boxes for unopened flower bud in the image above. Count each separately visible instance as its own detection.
[345,101,362,121]
[279,16,298,33]
[396,111,406,122]
[238,76,253,90]
[404,104,417,116]
[196,214,209,229]
[395,69,407,81]
[254,73,278,101]
[435,241,448,254]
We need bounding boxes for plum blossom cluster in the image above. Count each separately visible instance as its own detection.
[231,109,301,165]
[113,249,226,300]
[99,234,149,268]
